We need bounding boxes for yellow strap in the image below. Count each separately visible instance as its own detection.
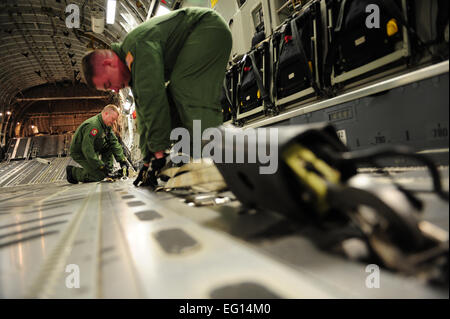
[164,165,225,190]
[159,167,180,178]
[282,143,340,213]
[158,158,226,192]
[159,158,216,178]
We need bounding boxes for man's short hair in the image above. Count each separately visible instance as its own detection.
[81,50,98,89]
[102,104,120,115]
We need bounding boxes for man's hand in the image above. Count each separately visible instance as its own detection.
[119,160,129,177]
[133,153,167,188]
[144,154,167,188]
[99,165,110,177]
[150,155,167,172]
[133,163,149,186]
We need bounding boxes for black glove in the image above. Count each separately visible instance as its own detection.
[133,155,167,188]
[119,160,129,177]
[150,156,167,172]
[133,164,149,186]
[99,165,110,177]
[145,155,167,187]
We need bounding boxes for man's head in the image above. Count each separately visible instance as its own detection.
[101,104,120,127]
[81,50,131,92]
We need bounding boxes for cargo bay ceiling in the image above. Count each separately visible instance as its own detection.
[0,0,158,113]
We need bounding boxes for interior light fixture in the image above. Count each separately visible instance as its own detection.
[123,95,134,113]
[106,0,117,24]
[155,4,170,17]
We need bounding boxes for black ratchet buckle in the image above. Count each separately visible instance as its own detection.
[213,123,449,281]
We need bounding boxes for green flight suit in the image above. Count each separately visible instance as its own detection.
[111,7,232,159]
[69,113,126,183]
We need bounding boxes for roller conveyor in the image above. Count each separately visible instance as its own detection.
[0,160,448,298]
[0,158,76,187]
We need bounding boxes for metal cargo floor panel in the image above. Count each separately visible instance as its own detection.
[0,168,448,299]
[0,157,76,187]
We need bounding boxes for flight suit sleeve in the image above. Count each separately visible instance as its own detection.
[81,124,105,169]
[134,39,173,158]
[107,131,126,162]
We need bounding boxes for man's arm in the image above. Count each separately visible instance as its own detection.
[81,125,105,169]
[108,131,126,162]
[134,40,173,159]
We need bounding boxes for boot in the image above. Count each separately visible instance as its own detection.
[66,165,78,184]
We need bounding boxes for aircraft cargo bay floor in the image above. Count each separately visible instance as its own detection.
[0,159,448,298]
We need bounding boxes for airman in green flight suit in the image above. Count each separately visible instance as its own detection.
[66,104,129,184]
[81,7,232,186]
